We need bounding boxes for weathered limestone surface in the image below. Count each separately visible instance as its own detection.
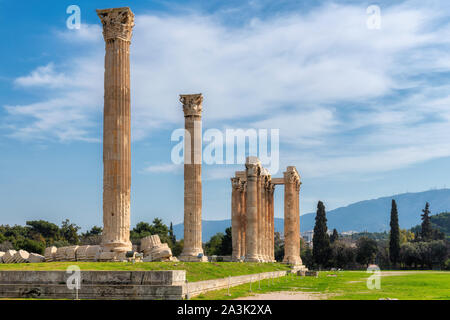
[28,253,45,263]
[141,235,176,262]
[0,252,4,263]
[231,177,242,261]
[75,245,90,261]
[282,166,302,265]
[44,246,57,262]
[179,94,207,262]
[65,245,79,261]
[2,250,17,264]
[13,250,29,263]
[97,7,135,254]
[244,157,261,262]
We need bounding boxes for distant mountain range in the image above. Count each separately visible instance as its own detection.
[173,189,450,242]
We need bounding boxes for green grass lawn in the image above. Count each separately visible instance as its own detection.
[0,261,290,282]
[193,271,450,300]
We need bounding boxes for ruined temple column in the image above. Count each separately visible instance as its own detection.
[265,181,271,262]
[245,157,261,262]
[282,166,302,265]
[180,94,206,261]
[269,184,275,261]
[240,181,247,259]
[259,172,267,262]
[97,7,134,253]
[231,177,242,261]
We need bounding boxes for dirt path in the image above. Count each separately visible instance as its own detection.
[234,291,327,300]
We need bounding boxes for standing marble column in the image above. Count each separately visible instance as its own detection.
[269,184,275,261]
[180,94,206,261]
[97,7,134,253]
[240,181,247,259]
[259,172,267,262]
[245,157,261,262]
[282,166,302,265]
[231,177,242,261]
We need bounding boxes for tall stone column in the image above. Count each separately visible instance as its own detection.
[265,180,271,262]
[269,184,275,261]
[240,181,247,259]
[282,166,302,265]
[245,157,260,262]
[97,7,134,253]
[231,177,242,261]
[259,173,267,262]
[180,94,206,261]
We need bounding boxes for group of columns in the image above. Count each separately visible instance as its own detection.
[231,157,275,262]
[231,158,303,265]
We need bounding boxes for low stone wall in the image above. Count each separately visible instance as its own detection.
[185,271,288,297]
[0,270,185,300]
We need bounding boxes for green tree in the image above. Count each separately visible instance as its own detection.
[312,201,331,268]
[421,202,432,241]
[204,232,224,256]
[169,222,176,244]
[274,232,284,262]
[330,229,339,243]
[356,237,378,267]
[219,227,232,255]
[330,240,356,269]
[60,219,80,245]
[26,220,60,242]
[389,199,400,265]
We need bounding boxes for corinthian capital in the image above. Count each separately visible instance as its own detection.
[284,166,300,185]
[180,94,203,117]
[97,7,135,42]
[231,177,241,190]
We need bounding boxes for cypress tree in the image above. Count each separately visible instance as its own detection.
[389,199,400,265]
[313,201,331,268]
[169,222,176,244]
[330,228,339,243]
[421,202,432,241]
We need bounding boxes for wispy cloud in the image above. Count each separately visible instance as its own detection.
[3,1,450,178]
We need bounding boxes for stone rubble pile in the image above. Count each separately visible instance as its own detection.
[0,249,44,264]
[140,235,177,262]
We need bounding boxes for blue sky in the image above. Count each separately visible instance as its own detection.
[1,0,450,231]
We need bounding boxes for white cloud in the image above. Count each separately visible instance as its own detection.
[142,163,182,174]
[3,1,450,178]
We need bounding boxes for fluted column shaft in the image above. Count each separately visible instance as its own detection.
[98,7,134,253]
[245,159,260,262]
[283,167,302,265]
[240,182,247,258]
[231,177,241,261]
[180,94,205,260]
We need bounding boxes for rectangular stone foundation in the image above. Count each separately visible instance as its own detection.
[0,270,185,300]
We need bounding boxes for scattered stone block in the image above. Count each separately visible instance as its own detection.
[2,250,17,264]
[305,271,319,277]
[140,235,174,262]
[75,245,90,261]
[85,245,101,261]
[13,250,30,263]
[44,246,57,262]
[65,246,79,261]
[55,247,68,261]
[28,253,45,263]
[0,252,4,263]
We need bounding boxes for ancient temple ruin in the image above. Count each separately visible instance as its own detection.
[231,157,304,265]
